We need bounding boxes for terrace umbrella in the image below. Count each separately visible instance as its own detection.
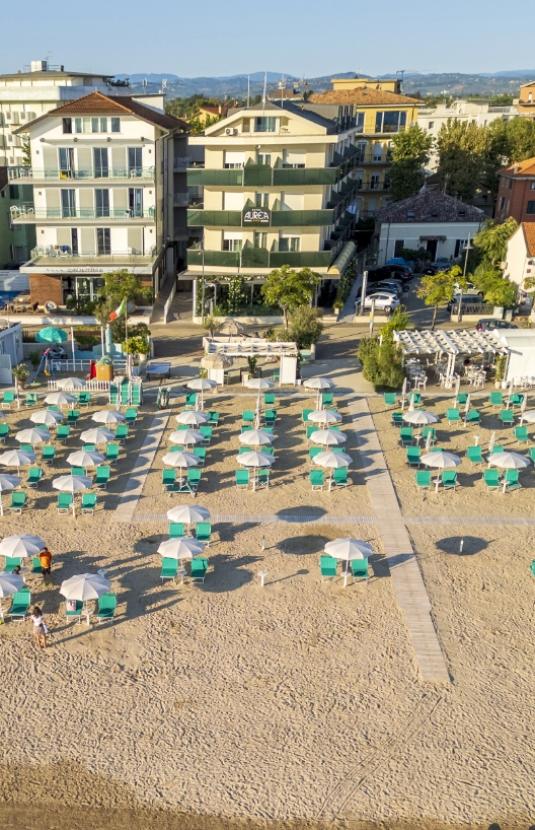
[92,410,125,426]
[324,538,374,587]
[238,429,273,447]
[402,410,437,426]
[168,429,203,446]
[67,450,104,470]
[314,450,352,468]
[36,326,67,344]
[421,450,461,492]
[31,409,64,428]
[0,449,35,469]
[157,537,205,560]
[52,474,92,517]
[166,504,210,528]
[308,409,342,426]
[488,451,530,470]
[520,409,535,425]
[162,451,199,488]
[175,410,209,426]
[187,378,217,411]
[245,378,274,415]
[236,450,273,491]
[0,474,21,516]
[309,429,347,447]
[0,534,46,559]
[80,427,114,446]
[15,427,50,446]
[60,572,111,622]
[56,377,84,390]
[303,377,332,408]
[45,391,76,407]
[0,571,24,618]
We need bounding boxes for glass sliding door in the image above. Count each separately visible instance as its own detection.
[60,189,76,218]
[128,147,142,177]
[128,188,143,217]
[95,189,110,217]
[93,147,109,178]
[58,147,74,179]
[96,228,111,255]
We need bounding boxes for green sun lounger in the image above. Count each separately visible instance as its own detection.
[483,469,500,490]
[498,409,514,426]
[441,470,458,490]
[25,392,39,407]
[195,521,212,543]
[160,558,178,581]
[0,423,10,441]
[193,446,206,465]
[514,425,529,443]
[169,522,185,538]
[383,392,398,406]
[264,392,276,406]
[65,599,83,621]
[207,410,220,426]
[57,492,73,513]
[309,470,325,490]
[186,468,201,492]
[235,469,249,488]
[391,411,404,426]
[81,494,97,513]
[190,557,208,583]
[319,554,337,579]
[9,587,31,621]
[242,410,255,424]
[399,427,414,446]
[41,444,55,463]
[95,465,111,487]
[56,425,70,442]
[162,468,176,491]
[489,391,503,407]
[406,446,421,466]
[302,408,313,423]
[416,470,432,489]
[106,443,120,461]
[350,558,369,581]
[4,556,23,573]
[96,593,117,621]
[465,409,481,425]
[456,392,468,406]
[10,491,27,512]
[504,469,522,491]
[27,465,43,487]
[332,468,349,487]
[446,408,461,424]
[466,445,483,464]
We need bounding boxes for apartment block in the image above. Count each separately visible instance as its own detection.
[496,158,535,223]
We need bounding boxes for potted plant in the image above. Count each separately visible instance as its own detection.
[13,362,30,391]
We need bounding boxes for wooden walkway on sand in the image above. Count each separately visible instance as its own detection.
[349,398,450,684]
[113,413,169,524]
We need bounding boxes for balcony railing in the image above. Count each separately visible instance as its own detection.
[30,246,157,264]
[187,208,335,227]
[187,160,351,188]
[10,204,156,222]
[187,247,334,269]
[8,165,155,181]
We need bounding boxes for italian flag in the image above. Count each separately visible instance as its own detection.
[108,297,127,322]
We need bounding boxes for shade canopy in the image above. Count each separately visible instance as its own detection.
[308,409,342,425]
[36,326,68,344]
[309,429,347,447]
[31,409,64,427]
[0,572,24,597]
[520,409,535,424]
[169,429,203,446]
[52,474,92,493]
[56,377,84,390]
[0,474,21,493]
[162,451,199,468]
[245,378,273,391]
[324,538,373,561]
[166,505,210,525]
[15,427,50,446]
[175,410,209,426]
[314,450,351,468]
[157,537,205,560]
[236,451,274,467]
[187,378,217,392]
[0,450,35,467]
[403,410,438,426]
[67,450,104,469]
[303,377,332,391]
[421,451,460,469]
[60,572,110,602]
[44,391,76,406]
[0,534,46,558]
[80,428,115,445]
[92,410,125,425]
[488,451,531,470]
[238,429,273,447]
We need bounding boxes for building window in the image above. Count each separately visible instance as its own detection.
[59,147,75,178]
[128,188,143,217]
[526,201,535,214]
[370,174,381,191]
[91,117,108,133]
[8,185,20,200]
[374,111,407,134]
[254,193,269,208]
[222,232,242,252]
[278,235,300,252]
[97,228,111,255]
[253,231,267,248]
[254,116,276,133]
[95,189,110,217]
[61,189,76,218]
[428,121,434,129]
[93,148,109,178]
[111,118,120,133]
[128,147,142,177]
[355,112,364,134]
[62,118,73,134]
[71,228,78,256]
[394,240,405,257]
[257,152,272,166]
[223,151,245,169]
[530,182,535,190]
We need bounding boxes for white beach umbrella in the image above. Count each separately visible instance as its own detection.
[44,391,76,407]
[520,409,535,424]
[236,451,274,468]
[0,449,35,468]
[157,537,205,560]
[169,429,203,446]
[92,410,125,426]
[80,427,114,445]
[238,429,273,447]
[308,409,342,426]
[56,377,85,391]
[0,474,21,516]
[31,409,64,427]
[488,451,531,470]
[313,450,352,468]
[324,538,374,587]
[162,451,199,469]
[303,377,333,406]
[15,427,50,446]
[421,451,460,469]
[166,504,210,525]
[175,410,209,426]
[245,377,274,411]
[402,410,438,426]
[60,572,110,602]
[0,571,24,597]
[0,534,46,559]
[187,377,217,410]
[52,474,91,516]
[67,450,104,469]
[309,429,347,447]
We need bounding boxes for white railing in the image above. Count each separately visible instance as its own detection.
[48,358,128,374]
[47,377,112,392]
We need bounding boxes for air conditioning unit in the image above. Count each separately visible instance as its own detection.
[225,128,234,135]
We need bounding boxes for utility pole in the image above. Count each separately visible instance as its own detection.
[457,236,472,323]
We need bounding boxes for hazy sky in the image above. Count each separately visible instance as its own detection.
[2,0,535,78]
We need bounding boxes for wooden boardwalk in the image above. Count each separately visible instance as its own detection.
[349,398,450,684]
[113,413,169,524]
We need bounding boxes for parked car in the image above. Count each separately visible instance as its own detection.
[367,266,412,284]
[356,292,400,313]
[374,280,404,296]
[386,257,413,273]
[453,281,478,296]
[435,257,453,270]
[475,319,518,332]
[447,293,484,313]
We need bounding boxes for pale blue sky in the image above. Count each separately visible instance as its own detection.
[3,0,535,78]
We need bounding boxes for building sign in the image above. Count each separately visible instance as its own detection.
[242,207,271,226]
[22,266,150,275]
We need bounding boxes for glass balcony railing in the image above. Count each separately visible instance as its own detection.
[10,204,155,222]
[8,166,155,181]
[187,247,333,269]
[187,208,335,227]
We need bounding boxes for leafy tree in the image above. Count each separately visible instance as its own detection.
[436,120,488,200]
[417,265,464,329]
[471,265,518,308]
[389,126,434,200]
[123,335,150,357]
[101,270,142,305]
[203,315,220,338]
[472,218,518,269]
[21,137,31,168]
[381,306,412,337]
[261,265,319,328]
[358,335,405,390]
[286,306,323,349]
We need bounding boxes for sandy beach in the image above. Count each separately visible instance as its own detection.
[0,385,534,829]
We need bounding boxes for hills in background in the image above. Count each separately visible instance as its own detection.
[119,70,535,99]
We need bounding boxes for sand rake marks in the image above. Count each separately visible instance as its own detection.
[315,689,444,822]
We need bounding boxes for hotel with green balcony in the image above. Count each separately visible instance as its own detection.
[186,102,360,315]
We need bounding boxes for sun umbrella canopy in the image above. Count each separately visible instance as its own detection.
[236,451,273,467]
[0,450,35,467]
[324,538,373,561]
[92,410,125,425]
[0,474,21,492]
[67,450,104,468]
[0,534,46,558]
[245,378,273,391]
[309,429,347,446]
[0,571,24,597]
[303,377,332,391]
[166,504,210,524]
[80,428,114,445]
[60,573,110,602]
[169,429,203,446]
[45,391,76,407]
[308,409,342,425]
[31,409,64,427]
[520,410,535,424]
[157,537,205,560]
[162,451,199,468]
[36,326,67,344]
[403,410,438,426]
[15,427,49,446]
[314,450,352,468]
[52,474,92,493]
[238,429,273,447]
[56,377,84,390]
[187,378,217,392]
[488,451,531,470]
[421,451,460,469]
[175,410,209,426]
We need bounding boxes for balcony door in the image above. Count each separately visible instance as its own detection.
[128,147,142,177]
[93,147,109,178]
[96,228,111,255]
[58,147,74,178]
[128,188,143,217]
[60,189,76,218]
[95,189,110,218]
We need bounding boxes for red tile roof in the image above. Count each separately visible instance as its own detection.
[501,157,535,177]
[522,222,535,256]
[308,88,422,106]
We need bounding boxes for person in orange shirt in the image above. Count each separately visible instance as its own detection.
[39,546,52,582]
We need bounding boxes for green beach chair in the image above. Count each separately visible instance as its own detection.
[321,392,334,407]
[514,425,529,444]
[257,468,270,488]
[31,556,42,574]
[302,408,313,424]
[264,392,276,406]
[0,423,10,442]
[446,408,461,424]
[489,391,504,407]
[190,557,208,583]
[96,593,117,621]
[20,444,34,454]
[42,444,55,463]
[199,425,212,444]
[193,446,206,465]
[350,558,369,581]
[242,410,255,424]
[195,522,212,543]
[399,427,414,446]
[10,491,27,512]
[25,392,38,407]
[27,466,43,486]
[106,443,120,461]
[160,558,178,581]
[421,426,436,444]
[169,522,185,538]
[8,587,31,621]
[332,468,349,487]
[504,469,521,491]
[56,424,70,442]
[309,446,323,461]
[383,392,398,406]
[499,409,514,426]
[57,492,73,513]
[391,411,404,427]
[81,494,97,513]
[465,409,481,425]
[5,556,23,573]
[162,468,176,492]
[483,469,500,490]
[95,465,111,488]
[235,469,249,489]
[309,470,325,490]
[71,466,85,477]
[77,391,91,407]
[185,393,197,409]
[406,446,421,467]
[441,471,458,490]
[124,407,138,424]
[67,409,80,424]
[2,390,16,409]
[65,599,83,622]
[319,555,337,580]
[415,470,432,489]
[456,392,468,406]
[263,409,277,425]
[83,443,96,452]
[186,468,201,492]
[466,445,483,464]
[207,410,220,426]
[306,424,317,439]
[509,393,524,408]
[529,447,535,464]
[115,424,129,441]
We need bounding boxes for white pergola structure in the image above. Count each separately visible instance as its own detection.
[394,329,509,386]
[202,337,299,385]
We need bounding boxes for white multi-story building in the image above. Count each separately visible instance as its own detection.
[10,91,188,305]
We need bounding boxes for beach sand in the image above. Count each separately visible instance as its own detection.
[0,389,534,829]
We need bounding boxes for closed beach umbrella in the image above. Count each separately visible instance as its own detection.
[239,429,273,447]
[157,537,205,560]
[45,391,76,407]
[324,538,374,586]
[31,409,64,427]
[166,505,210,526]
[67,450,104,469]
[187,377,217,410]
[56,377,84,390]
[80,427,114,445]
[175,410,208,426]
[169,429,203,446]
[92,410,125,426]
[0,474,21,516]
[0,571,24,597]
[314,450,352,468]
[0,449,35,468]
[0,534,45,559]
[52,474,91,516]
[403,410,438,426]
[308,409,342,426]
[421,451,460,469]
[488,451,530,470]
[310,429,347,447]
[36,326,67,344]
[60,572,110,602]
[15,427,50,446]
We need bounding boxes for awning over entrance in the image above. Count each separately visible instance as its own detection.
[327,241,356,277]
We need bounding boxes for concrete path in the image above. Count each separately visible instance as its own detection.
[349,397,450,684]
[113,413,169,524]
